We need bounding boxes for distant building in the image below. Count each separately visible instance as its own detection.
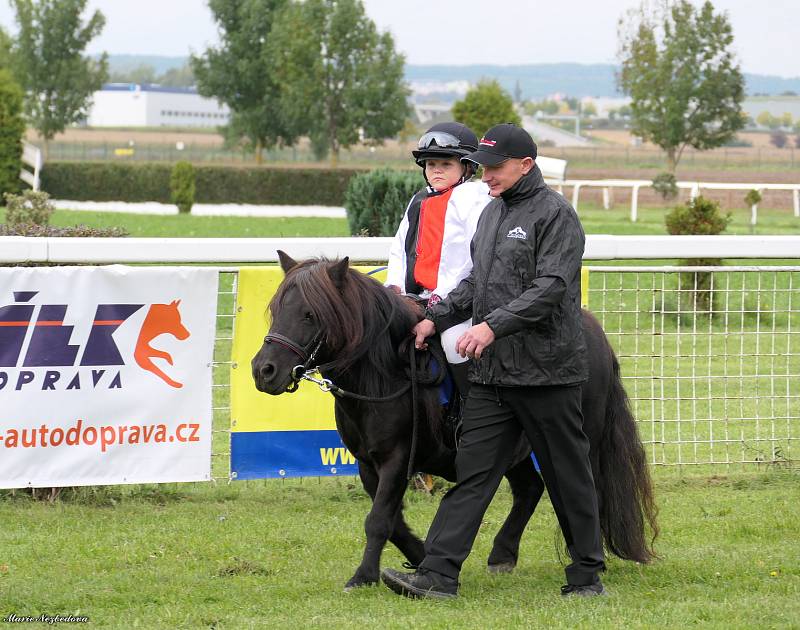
[87,83,231,127]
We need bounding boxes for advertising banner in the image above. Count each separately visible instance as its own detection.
[0,266,218,488]
[230,266,388,479]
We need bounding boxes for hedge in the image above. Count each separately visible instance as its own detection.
[39,162,370,206]
[344,168,423,236]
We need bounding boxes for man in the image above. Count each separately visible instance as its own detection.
[381,123,607,599]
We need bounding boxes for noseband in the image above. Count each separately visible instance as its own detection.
[263,330,324,392]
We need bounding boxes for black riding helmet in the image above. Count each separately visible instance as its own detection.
[412,122,479,185]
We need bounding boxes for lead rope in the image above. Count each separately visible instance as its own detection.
[295,338,446,481]
[406,341,419,480]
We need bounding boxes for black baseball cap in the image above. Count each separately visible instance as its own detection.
[462,123,538,166]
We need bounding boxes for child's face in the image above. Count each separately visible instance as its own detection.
[424,157,463,191]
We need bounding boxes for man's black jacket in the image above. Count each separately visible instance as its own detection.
[426,165,588,386]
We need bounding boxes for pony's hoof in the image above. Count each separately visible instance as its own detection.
[343,576,378,592]
[487,562,516,575]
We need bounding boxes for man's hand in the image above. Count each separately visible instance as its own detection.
[412,318,436,350]
[456,322,495,360]
[387,284,402,295]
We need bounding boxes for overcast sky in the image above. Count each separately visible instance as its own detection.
[0,0,797,78]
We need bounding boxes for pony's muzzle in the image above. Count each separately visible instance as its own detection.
[251,357,278,391]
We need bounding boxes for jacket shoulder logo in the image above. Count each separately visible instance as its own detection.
[506,226,527,239]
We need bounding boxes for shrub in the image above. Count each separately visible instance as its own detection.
[40,162,365,206]
[344,168,423,236]
[3,190,55,226]
[0,223,128,237]
[666,196,731,237]
[722,136,752,147]
[0,69,25,198]
[665,196,732,312]
[170,161,195,214]
[744,189,762,208]
[652,172,678,200]
[41,162,172,202]
[770,130,787,148]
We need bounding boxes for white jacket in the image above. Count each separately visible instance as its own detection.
[385,180,491,300]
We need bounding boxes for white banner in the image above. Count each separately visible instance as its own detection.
[0,266,218,488]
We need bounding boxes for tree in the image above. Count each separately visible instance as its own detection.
[617,1,745,172]
[10,0,108,155]
[0,27,12,70]
[756,111,780,129]
[0,68,26,198]
[158,64,195,88]
[582,101,598,117]
[110,63,157,85]
[268,0,409,165]
[770,130,788,149]
[191,0,291,163]
[452,80,520,138]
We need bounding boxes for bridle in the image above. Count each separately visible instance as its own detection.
[263,330,324,393]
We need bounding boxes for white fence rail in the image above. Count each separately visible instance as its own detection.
[553,179,800,223]
[20,141,42,191]
[3,236,798,472]
[2,235,800,264]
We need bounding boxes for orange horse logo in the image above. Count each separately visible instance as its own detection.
[134,300,190,388]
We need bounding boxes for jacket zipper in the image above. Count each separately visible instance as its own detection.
[479,203,508,384]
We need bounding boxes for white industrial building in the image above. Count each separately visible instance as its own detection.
[87,83,231,127]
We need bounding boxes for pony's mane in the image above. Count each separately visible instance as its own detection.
[269,259,421,394]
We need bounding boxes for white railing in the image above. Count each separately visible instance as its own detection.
[20,141,42,191]
[552,179,800,223]
[2,235,800,264]
[3,236,797,470]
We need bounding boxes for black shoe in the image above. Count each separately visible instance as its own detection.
[561,581,608,598]
[381,566,458,600]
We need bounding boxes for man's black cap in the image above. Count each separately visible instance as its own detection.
[462,123,538,166]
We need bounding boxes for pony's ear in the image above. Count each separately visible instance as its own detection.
[327,257,350,290]
[277,250,298,274]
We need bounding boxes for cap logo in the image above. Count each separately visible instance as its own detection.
[479,138,497,147]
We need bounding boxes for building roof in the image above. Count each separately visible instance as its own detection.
[101,83,198,95]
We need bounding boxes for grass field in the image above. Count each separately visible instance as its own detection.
[13,201,800,238]
[2,198,799,628]
[1,471,798,628]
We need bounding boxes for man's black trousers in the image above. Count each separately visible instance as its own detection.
[419,382,606,585]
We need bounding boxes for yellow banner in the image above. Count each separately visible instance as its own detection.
[230,266,387,433]
[231,265,589,433]
[582,267,589,308]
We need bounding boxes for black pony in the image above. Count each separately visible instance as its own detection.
[252,252,658,590]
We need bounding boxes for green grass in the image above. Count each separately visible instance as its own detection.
[2,198,799,627]
[5,201,798,238]
[46,210,350,238]
[574,203,800,236]
[0,471,797,628]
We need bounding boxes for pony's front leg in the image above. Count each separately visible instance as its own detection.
[345,456,409,591]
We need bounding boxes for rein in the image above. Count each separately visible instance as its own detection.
[263,331,323,393]
[277,327,446,480]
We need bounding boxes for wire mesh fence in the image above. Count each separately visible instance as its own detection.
[587,266,799,469]
[211,266,800,479]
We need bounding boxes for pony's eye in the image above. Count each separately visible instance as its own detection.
[303,312,314,322]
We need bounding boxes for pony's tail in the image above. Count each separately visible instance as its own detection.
[597,352,659,563]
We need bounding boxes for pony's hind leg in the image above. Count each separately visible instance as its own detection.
[345,458,412,591]
[487,454,545,574]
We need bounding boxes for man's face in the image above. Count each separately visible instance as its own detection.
[481,157,534,197]
[424,157,463,191]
